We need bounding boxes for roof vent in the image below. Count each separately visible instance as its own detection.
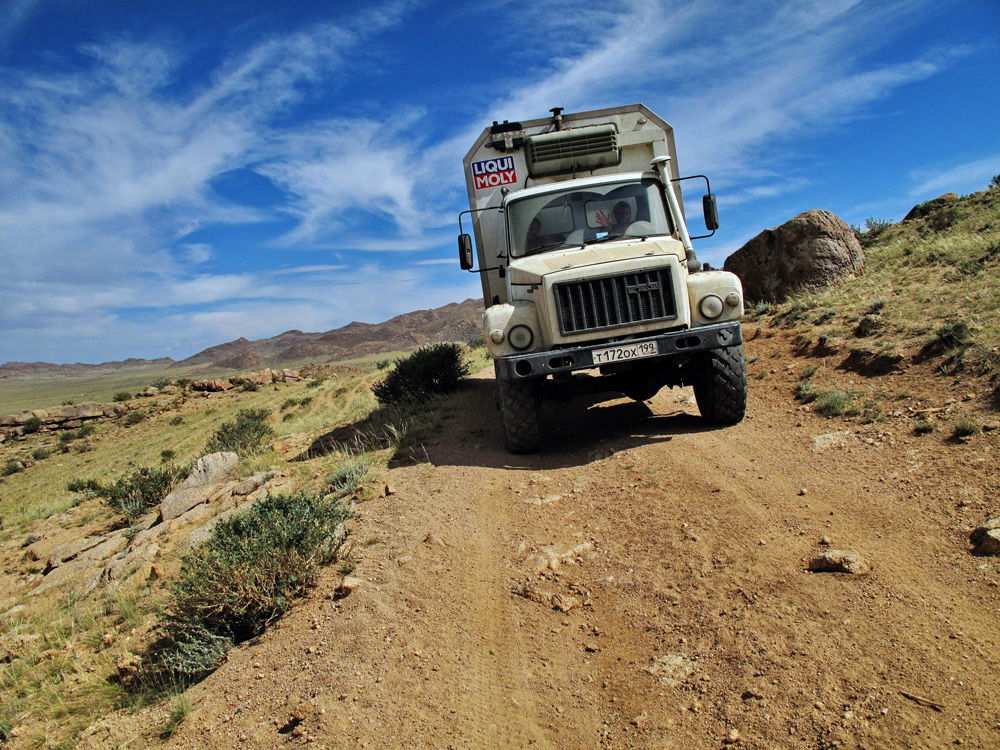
[525,124,620,177]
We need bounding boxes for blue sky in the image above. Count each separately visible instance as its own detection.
[1,0,997,364]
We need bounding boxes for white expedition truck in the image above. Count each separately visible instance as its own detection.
[457,104,746,453]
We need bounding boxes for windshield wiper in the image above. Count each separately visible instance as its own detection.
[523,240,583,257]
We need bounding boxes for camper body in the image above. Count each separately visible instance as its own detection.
[458,104,746,452]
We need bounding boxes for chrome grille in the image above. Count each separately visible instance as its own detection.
[553,267,676,335]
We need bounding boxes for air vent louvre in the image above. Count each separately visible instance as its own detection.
[525,125,621,177]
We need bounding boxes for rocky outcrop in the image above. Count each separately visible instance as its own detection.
[724,210,865,302]
[159,452,239,521]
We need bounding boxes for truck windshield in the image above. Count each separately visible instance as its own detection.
[508,178,674,258]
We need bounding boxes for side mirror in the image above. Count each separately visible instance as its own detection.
[703,194,719,231]
[458,234,474,271]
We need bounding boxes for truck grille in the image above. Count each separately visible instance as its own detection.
[553,267,676,335]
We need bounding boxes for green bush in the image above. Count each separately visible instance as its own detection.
[149,491,350,682]
[795,382,817,403]
[327,458,370,498]
[31,447,51,460]
[814,390,854,417]
[169,415,184,426]
[205,408,272,456]
[934,320,973,350]
[71,465,186,521]
[153,378,170,389]
[123,411,145,426]
[239,381,259,392]
[372,343,470,406]
[161,449,176,463]
[113,391,132,402]
[2,460,24,477]
[914,419,935,435]
[21,415,42,434]
[953,420,981,438]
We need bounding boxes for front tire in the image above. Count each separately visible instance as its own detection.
[498,376,542,453]
[693,344,747,424]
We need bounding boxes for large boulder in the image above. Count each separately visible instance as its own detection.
[159,452,239,521]
[723,210,864,302]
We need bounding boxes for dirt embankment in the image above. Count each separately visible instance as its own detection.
[87,326,1000,749]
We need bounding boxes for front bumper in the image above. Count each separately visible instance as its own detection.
[494,321,743,380]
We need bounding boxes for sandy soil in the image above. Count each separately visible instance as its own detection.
[86,326,1000,749]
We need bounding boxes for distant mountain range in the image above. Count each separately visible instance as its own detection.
[1,299,483,379]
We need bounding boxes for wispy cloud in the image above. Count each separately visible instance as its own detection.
[909,155,1000,198]
[0,0,984,363]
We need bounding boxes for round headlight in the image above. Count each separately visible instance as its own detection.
[508,324,534,350]
[489,329,505,345]
[725,292,741,308]
[699,294,724,319]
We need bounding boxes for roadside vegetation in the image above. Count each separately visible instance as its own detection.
[753,183,1000,432]
[0,342,481,747]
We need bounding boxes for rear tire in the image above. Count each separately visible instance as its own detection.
[693,344,747,424]
[498,376,542,453]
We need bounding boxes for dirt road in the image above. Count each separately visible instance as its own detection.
[93,328,1000,749]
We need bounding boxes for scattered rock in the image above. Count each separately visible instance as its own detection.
[45,535,108,573]
[723,209,865,302]
[808,549,870,574]
[644,653,697,687]
[232,474,267,496]
[970,517,1000,556]
[336,576,364,597]
[159,452,239,521]
[811,431,853,452]
[511,584,579,612]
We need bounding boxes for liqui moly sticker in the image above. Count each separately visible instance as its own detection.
[471,156,517,190]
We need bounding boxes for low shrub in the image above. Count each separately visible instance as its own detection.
[169,415,184,426]
[795,382,817,403]
[2,460,24,477]
[31,447,51,460]
[152,378,170,389]
[327,457,370,498]
[113,391,132,402]
[953,420,981,438]
[814,390,854,417]
[22,416,42,434]
[161,449,176,463]
[70,465,186,521]
[123,411,145,426]
[934,320,973,350]
[914,419,935,435]
[239,382,259,392]
[205,408,272,456]
[372,343,470,406]
[148,491,350,683]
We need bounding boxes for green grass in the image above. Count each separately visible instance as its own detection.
[145,490,351,684]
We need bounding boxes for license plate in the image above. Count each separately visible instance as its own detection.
[592,340,658,364]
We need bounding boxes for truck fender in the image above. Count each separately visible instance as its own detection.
[482,301,541,358]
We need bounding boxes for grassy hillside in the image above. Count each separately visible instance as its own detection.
[0,344,488,747]
[745,186,1000,420]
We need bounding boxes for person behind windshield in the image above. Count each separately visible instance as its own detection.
[596,201,632,234]
[525,217,542,252]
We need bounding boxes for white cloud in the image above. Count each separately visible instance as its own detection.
[269,264,349,275]
[909,155,1000,198]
